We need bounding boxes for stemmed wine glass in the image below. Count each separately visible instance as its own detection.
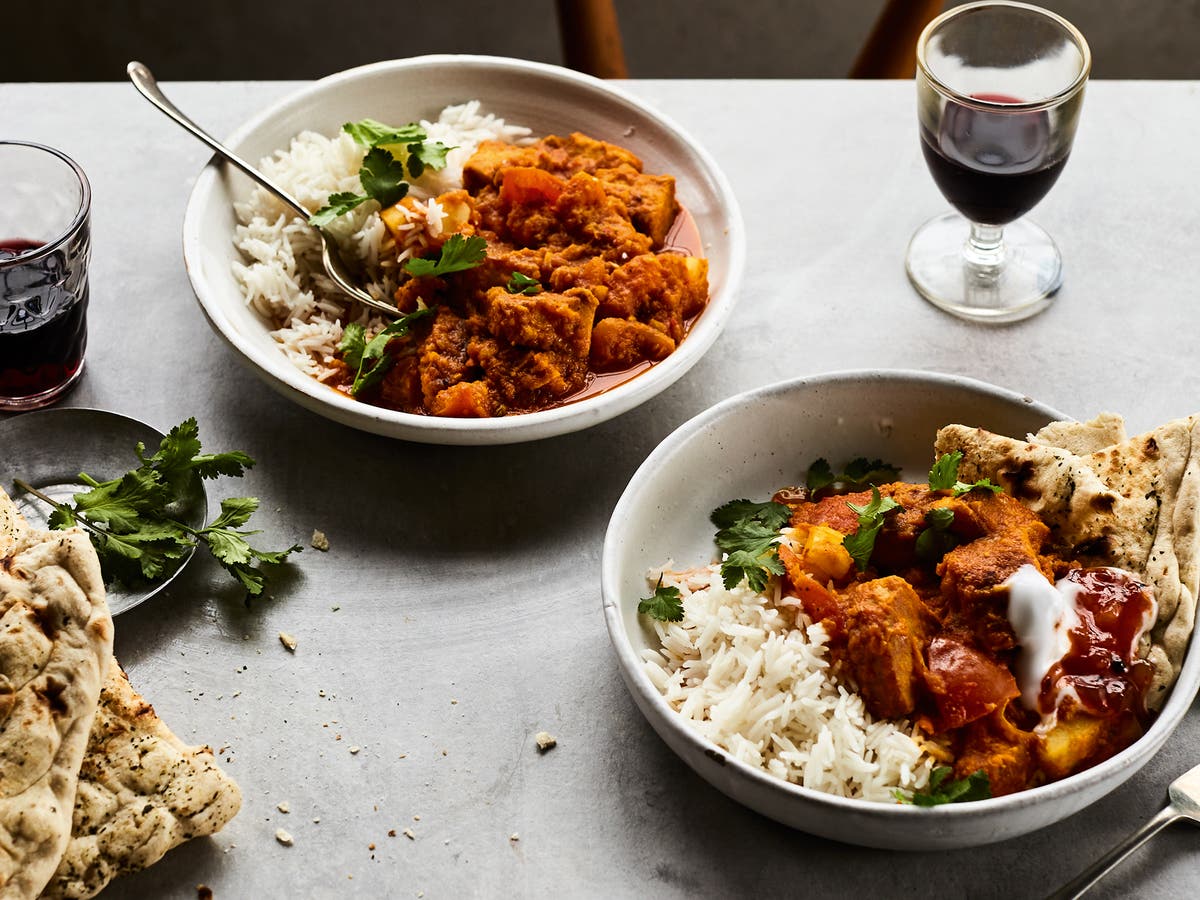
[906,1,1091,322]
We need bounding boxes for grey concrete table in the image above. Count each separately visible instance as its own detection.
[2,78,1198,899]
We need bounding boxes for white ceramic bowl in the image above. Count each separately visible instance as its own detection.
[602,370,1200,850]
[183,55,745,444]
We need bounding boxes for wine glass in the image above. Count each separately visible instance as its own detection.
[906,1,1090,323]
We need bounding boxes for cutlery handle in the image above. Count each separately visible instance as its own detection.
[126,61,311,221]
[1047,805,1180,900]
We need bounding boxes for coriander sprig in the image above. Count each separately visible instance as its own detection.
[842,487,902,572]
[308,118,454,227]
[710,499,790,592]
[20,418,300,598]
[928,451,1002,496]
[894,767,991,806]
[637,575,684,622]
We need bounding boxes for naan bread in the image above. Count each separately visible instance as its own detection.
[935,414,1200,709]
[0,490,112,900]
[1031,411,1127,456]
[40,665,242,900]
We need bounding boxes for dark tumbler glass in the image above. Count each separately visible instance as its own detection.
[0,141,92,410]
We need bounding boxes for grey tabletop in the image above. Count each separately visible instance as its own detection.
[2,77,1198,899]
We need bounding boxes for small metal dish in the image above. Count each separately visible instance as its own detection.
[0,407,207,614]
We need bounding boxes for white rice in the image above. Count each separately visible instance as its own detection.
[231,101,532,380]
[641,564,937,801]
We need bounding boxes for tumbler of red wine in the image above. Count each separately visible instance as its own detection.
[906,2,1090,322]
[0,141,92,409]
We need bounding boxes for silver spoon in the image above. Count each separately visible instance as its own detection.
[127,60,402,319]
[1048,761,1200,899]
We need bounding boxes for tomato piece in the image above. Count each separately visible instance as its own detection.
[924,636,1019,731]
[499,167,565,206]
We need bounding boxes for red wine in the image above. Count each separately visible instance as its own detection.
[921,94,1068,226]
[0,238,88,401]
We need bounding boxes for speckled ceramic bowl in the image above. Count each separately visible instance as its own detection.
[183,55,744,445]
[602,370,1200,849]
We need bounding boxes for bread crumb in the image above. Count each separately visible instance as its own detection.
[413,815,421,821]
[509,833,519,842]
[388,829,397,837]
[350,746,361,754]
[311,530,330,551]
[197,886,213,900]
[403,828,416,840]
[368,843,376,851]
[279,632,298,652]
[535,731,557,752]
[277,801,289,814]
[275,828,294,846]
[313,817,320,824]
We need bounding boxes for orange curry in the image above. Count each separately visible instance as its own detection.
[329,133,709,417]
[774,481,1155,796]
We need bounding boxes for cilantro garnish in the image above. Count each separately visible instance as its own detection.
[710,499,790,591]
[337,308,436,396]
[404,234,489,278]
[894,767,991,806]
[342,118,426,148]
[842,487,902,572]
[928,451,1002,496]
[309,119,453,226]
[21,419,300,598]
[308,149,409,228]
[914,506,958,562]
[806,457,900,496]
[637,575,684,622]
[506,272,542,295]
[308,192,370,228]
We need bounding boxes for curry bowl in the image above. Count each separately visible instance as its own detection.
[182,55,744,444]
[601,370,1200,850]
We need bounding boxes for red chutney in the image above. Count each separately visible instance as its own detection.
[1041,568,1156,720]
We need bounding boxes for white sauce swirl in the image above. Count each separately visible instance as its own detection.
[1003,563,1080,710]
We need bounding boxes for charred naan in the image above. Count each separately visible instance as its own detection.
[40,664,242,900]
[0,489,112,900]
[936,414,1200,709]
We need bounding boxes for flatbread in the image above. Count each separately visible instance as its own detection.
[1031,411,1127,455]
[40,665,242,900]
[0,489,113,900]
[935,414,1200,709]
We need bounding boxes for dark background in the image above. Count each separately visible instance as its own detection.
[2,0,1197,81]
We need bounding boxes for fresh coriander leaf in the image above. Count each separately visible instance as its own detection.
[403,234,488,278]
[209,496,259,530]
[249,543,303,566]
[806,458,835,491]
[347,308,436,396]
[714,519,782,557]
[807,457,900,495]
[201,527,258,566]
[338,322,368,369]
[842,457,902,485]
[952,478,1001,497]
[506,271,542,295]
[721,549,785,592]
[710,499,791,531]
[915,507,959,562]
[637,575,684,622]
[309,191,370,228]
[842,487,902,571]
[928,452,962,491]
[406,140,452,178]
[47,506,76,529]
[190,451,255,480]
[73,470,170,531]
[359,147,410,209]
[898,767,992,806]
[342,118,426,148]
[928,451,1002,496]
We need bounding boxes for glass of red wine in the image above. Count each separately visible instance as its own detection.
[907,2,1090,322]
[0,141,92,410]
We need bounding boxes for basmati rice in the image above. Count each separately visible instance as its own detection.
[642,564,937,801]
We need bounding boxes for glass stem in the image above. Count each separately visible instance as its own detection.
[964,222,1005,271]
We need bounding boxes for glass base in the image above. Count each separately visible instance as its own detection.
[0,361,84,411]
[906,212,1063,324]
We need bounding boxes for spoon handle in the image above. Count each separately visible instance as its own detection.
[1046,805,1180,900]
[127,61,310,221]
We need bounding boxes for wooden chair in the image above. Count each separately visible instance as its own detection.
[850,0,946,78]
[555,0,944,80]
